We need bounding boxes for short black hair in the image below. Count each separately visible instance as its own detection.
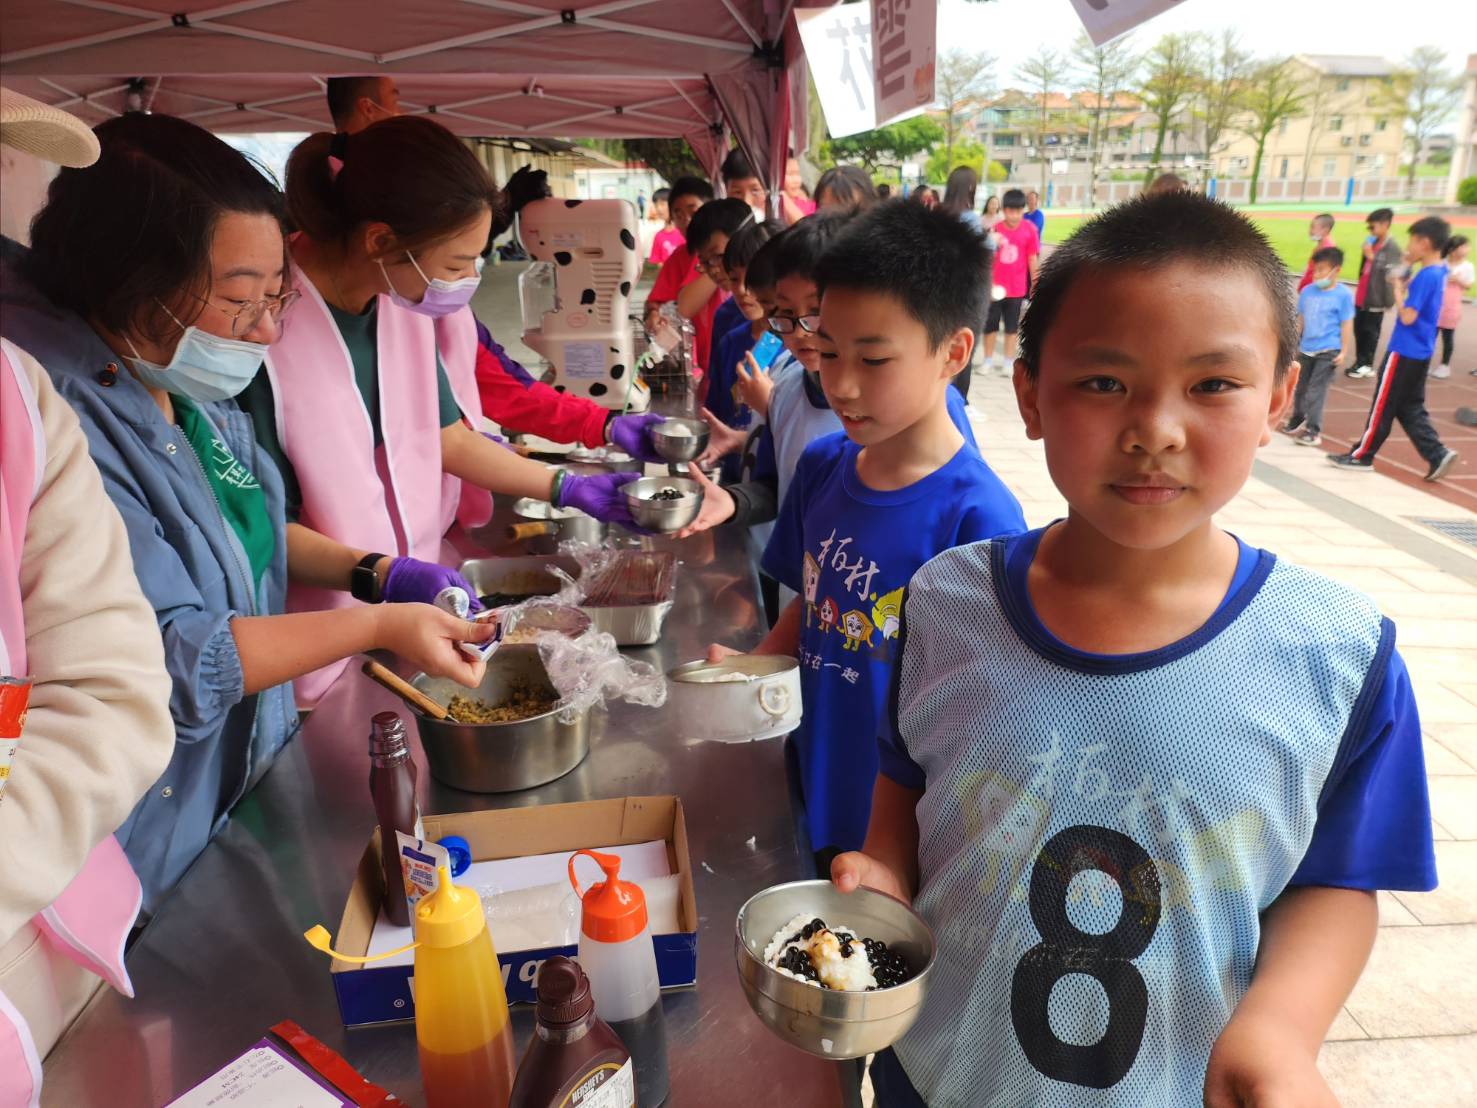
[1019,191,1300,380]
[325,76,385,128]
[685,197,753,252]
[721,148,757,184]
[1312,213,1334,233]
[1443,234,1469,259]
[28,112,286,348]
[1408,215,1452,253]
[1002,188,1026,209]
[1366,207,1394,224]
[750,212,853,290]
[724,218,783,274]
[1311,245,1344,268]
[669,176,714,208]
[814,201,991,350]
[652,187,671,203]
[814,165,878,212]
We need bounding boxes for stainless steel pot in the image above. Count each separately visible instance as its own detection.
[668,655,801,742]
[409,645,591,793]
[506,497,608,545]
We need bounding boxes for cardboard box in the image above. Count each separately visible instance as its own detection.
[327,795,698,1027]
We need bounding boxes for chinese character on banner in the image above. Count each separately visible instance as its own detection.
[795,5,876,138]
[871,0,935,127]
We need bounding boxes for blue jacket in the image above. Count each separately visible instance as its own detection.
[0,241,298,915]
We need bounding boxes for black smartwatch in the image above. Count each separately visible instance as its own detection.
[350,553,388,603]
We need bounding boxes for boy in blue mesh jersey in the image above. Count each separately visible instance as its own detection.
[833,192,1436,1107]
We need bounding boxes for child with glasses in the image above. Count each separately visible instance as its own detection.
[705,203,1024,877]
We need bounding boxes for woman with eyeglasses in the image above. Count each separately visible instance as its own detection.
[0,112,496,915]
[237,116,649,704]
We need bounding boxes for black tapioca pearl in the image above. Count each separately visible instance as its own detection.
[839,941,854,958]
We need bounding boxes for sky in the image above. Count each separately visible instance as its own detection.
[939,0,1474,100]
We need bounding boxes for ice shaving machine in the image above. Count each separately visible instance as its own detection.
[518,197,650,412]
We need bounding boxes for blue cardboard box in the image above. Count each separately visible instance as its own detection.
[327,795,698,1026]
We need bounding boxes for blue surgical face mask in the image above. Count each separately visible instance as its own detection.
[380,252,482,318]
[125,303,266,402]
[1315,276,1337,290]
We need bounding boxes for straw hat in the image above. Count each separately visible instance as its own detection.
[0,86,100,168]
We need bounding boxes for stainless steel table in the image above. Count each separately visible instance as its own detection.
[40,517,856,1107]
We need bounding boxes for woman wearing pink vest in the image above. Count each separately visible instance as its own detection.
[0,335,174,1105]
[238,117,643,703]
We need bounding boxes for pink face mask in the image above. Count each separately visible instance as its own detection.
[379,252,483,318]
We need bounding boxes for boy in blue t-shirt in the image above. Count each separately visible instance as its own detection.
[706,218,781,484]
[710,203,1025,867]
[1279,245,1354,447]
[834,192,1436,1107]
[1331,215,1458,481]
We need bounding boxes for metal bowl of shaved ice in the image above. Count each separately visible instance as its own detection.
[734,879,935,1059]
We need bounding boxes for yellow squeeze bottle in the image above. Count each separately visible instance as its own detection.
[413,864,518,1108]
[304,863,516,1108]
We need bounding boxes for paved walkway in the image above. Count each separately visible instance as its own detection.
[958,368,1477,1107]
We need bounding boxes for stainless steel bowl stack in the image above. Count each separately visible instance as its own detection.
[409,644,591,793]
[648,416,710,463]
[623,476,702,533]
[734,879,936,1059]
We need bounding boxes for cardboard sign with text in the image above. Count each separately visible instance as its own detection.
[871,0,935,127]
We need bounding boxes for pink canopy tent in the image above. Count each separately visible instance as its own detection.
[0,0,815,186]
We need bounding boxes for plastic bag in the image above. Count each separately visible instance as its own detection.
[530,623,666,723]
[482,589,666,721]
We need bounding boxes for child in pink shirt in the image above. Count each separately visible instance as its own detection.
[982,188,1040,373]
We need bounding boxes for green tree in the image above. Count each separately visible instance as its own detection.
[1015,47,1068,197]
[1138,33,1200,187]
[1193,29,1252,174]
[1235,58,1308,203]
[1384,46,1462,194]
[935,49,996,168]
[1070,31,1139,207]
[820,116,944,174]
[925,137,987,183]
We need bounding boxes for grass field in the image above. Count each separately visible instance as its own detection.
[1038,212,1434,277]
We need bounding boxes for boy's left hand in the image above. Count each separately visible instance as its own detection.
[1204,1015,1339,1108]
[1337,348,1351,370]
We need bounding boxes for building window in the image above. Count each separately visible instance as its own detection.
[1359,134,1371,147]
[1329,116,1343,132]
[1376,118,1388,131]
[996,134,1015,147]
[1278,118,1289,135]
[1323,157,1338,176]
[1336,78,1351,91]
[1341,136,1353,147]
[1279,157,1289,178]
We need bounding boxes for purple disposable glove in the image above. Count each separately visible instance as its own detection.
[607,412,668,463]
[557,472,638,526]
[382,558,484,613]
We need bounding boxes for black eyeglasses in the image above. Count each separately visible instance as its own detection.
[766,313,820,335]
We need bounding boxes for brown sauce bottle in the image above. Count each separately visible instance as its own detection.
[509,957,636,1108]
[369,711,420,928]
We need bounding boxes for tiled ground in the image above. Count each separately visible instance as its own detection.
[957,367,1477,1107]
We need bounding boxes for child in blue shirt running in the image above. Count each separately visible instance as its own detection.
[709,203,1025,868]
[833,191,1437,1108]
[1330,215,1458,480]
